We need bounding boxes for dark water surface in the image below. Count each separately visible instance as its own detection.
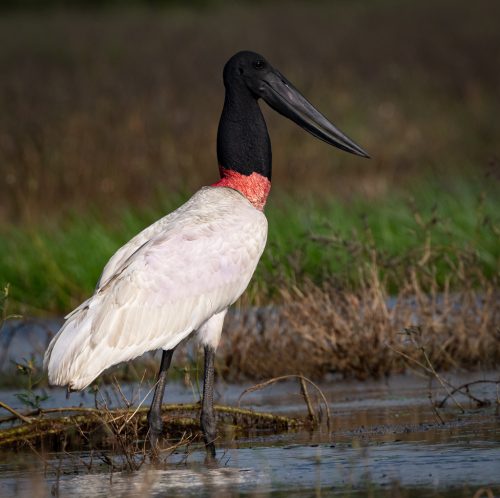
[0,373,499,497]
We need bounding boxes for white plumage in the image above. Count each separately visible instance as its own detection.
[44,187,267,390]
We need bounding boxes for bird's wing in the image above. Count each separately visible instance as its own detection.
[65,191,214,320]
[95,205,185,291]
[45,187,267,389]
[95,233,153,291]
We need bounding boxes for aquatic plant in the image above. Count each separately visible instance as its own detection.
[13,358,50,410]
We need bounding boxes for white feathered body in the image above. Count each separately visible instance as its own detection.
[44,187,268,390]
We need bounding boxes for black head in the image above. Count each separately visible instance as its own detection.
[222,50,369,158]
[222,51,273,94]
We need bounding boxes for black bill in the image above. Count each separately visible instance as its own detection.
[259,70,370,158]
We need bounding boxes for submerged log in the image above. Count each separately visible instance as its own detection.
[0,403,305,449]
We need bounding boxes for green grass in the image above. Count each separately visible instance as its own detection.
[1,178,498,315]
[260,179,500,294]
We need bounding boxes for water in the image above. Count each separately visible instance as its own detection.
[0,372,499,497]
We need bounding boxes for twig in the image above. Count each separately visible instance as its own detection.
[117,381,157,434]
[237,374,331,430]
[388,342,494,410]
[427,376,444,424]
[386,343,438,376]
[418,343,465,412]
[24,437,60,473]
[96,395,140,472]
[438,380,499,408]
[112,376,131,409]
[0,406,101,424]
[387,343,464,409]
[157,431,194,458]
[0,400,33,424]
[299,376,316,424]
[472,487,495,498]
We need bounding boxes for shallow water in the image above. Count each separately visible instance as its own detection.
[1,372,499,497]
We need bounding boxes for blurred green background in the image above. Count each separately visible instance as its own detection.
[0,0,499,314]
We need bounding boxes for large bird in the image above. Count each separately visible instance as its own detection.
[44,51,369,456]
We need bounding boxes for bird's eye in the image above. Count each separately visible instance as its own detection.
[253,60,265,70]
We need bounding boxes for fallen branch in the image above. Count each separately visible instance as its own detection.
[0,401,33,424]
[0,402,303,448]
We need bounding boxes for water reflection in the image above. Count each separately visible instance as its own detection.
[2,425,499,498]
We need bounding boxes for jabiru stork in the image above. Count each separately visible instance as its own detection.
[44,51,369,457]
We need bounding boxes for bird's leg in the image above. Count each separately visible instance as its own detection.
[148,349,174,448]
[200,344,217,458]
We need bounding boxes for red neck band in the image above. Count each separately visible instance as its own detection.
[211,167,271,211]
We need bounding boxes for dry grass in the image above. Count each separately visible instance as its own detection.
[214,194,500,379]
[218,270,500,380]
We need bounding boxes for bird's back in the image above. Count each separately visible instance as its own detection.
[45,187,268,390]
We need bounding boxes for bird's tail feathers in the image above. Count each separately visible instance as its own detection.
[44,304,96,390]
